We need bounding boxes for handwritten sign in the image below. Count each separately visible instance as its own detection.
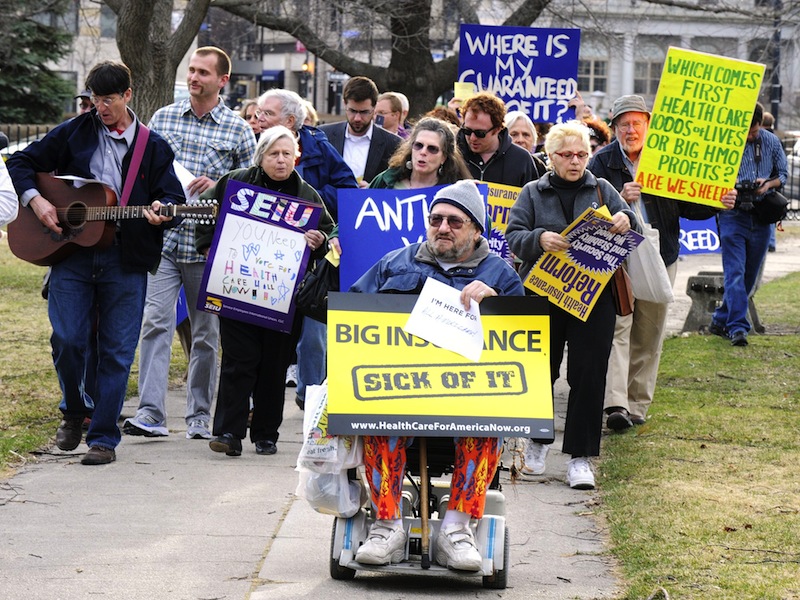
[404,277,484,361]
[523,208,643,321]
[198,179,322,333]
[327,293,554,440]
[458,24,581,123]
[637,47,764,207]
[338,185,489,291]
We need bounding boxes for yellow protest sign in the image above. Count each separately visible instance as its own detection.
[327,293,554,440]
[523,208,642,321]
[485,181,521,234]
[637,47,764,207]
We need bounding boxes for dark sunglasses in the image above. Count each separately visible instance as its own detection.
[412,141,441,155]
[428,214,470,229]
[461,126,494,139]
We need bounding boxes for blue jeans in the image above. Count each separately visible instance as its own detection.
[49,246,147,449]
[136,253,219,425]
[296,316,327,401]
[712,209,771,336]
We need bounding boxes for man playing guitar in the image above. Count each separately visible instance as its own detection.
[6,61,185,465]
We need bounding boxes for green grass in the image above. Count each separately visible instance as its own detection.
[0,241,188,474]
[600,275,800,599]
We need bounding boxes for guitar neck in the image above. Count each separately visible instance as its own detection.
[82,204,178,221]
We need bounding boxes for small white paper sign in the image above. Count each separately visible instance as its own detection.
[404,277,484,362]
[172,160,199,203]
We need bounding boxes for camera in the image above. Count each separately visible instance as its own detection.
[734,180,759,211]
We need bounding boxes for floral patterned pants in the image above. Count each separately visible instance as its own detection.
[362,435,502,520]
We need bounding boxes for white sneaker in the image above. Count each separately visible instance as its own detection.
[355,521,406,565]
[434,522,482,571]
[285,364,298,387]
[566,457,596,490]
[186,419,212,439]
[521,441,549,475]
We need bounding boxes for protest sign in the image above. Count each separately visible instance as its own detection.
[458,24,580,123]
[327,292,554,440]
[637,47,765,207]
[523,208,643,321]
[198,179,322,333]
[679,216,720,255]
[485,181,520,267]
[338,185,488,291]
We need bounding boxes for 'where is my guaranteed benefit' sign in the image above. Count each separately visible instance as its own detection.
[326,293,554,440]
[458,24,580,123]
[637,47,764,207]
[523,208,643,322]
[198,179,322,333]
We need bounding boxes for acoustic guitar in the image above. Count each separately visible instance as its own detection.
[7,173,217,266]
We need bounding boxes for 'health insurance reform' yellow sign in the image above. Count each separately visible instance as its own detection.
[637,47,764,208]
[326,292,554,440]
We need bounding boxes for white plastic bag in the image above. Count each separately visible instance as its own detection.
[297,381,362,473]
[295,469,365,518]
[627,223,674,304]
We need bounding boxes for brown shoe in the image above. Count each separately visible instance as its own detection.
[56,418,84,451]
[81,446,116,465]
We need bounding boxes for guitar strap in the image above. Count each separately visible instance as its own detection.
[119,124,150,207]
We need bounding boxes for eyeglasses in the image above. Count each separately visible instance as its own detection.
[412,141,441,155]
[346,107,374,117]
[461,126,495,139]
[615,120,646,132]
[428,214,470,229]
[90,94,121,107]
[553,151,590,161]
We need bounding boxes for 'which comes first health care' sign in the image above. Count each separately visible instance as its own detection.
[198,179,322,333]
[637,47,764,207]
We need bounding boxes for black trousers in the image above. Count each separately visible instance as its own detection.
[549,286,616,458]
[212,314,302,443]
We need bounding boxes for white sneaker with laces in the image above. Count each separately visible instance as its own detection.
[355,521,407,565]
[434,522,482,571]
[285,364,298,387]
[521,441,549,475]
[186,419,212,439]
[567,457,596,490]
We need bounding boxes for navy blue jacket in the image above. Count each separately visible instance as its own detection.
[6,110,184,272]
[295,125,358,222]
[588,140,718,266]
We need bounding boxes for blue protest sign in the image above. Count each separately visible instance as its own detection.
[458,24,581,123]
[338,185,489,291]
[679,217,721,255]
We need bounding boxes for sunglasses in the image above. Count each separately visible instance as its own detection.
[412,141,441,155]
[461,126,494,139]
[428,214,470,229]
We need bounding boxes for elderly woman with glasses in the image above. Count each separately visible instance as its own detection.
[368,117,471,189]
[195,125,335,458]
[505,120,638,491]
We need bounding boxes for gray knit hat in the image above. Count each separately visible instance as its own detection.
[430,180,486,232]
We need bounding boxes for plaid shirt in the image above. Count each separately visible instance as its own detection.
[149,98,256,262]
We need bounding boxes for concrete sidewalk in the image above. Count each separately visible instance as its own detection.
[1,224,797,599]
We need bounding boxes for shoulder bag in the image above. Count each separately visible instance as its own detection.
[295,248,340,323]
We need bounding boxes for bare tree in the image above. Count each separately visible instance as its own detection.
[211,0,554,116]
[105,0,211,123]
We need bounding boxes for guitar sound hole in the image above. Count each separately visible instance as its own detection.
[64,202,88,228]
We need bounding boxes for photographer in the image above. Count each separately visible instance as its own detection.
[709,103,787,347]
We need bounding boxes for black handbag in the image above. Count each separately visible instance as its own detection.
[295,253,339,323]
[753,190,788,225]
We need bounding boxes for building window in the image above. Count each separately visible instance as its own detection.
[100,4,117,38]
[634,61,662,96]
[578,60,607,93]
